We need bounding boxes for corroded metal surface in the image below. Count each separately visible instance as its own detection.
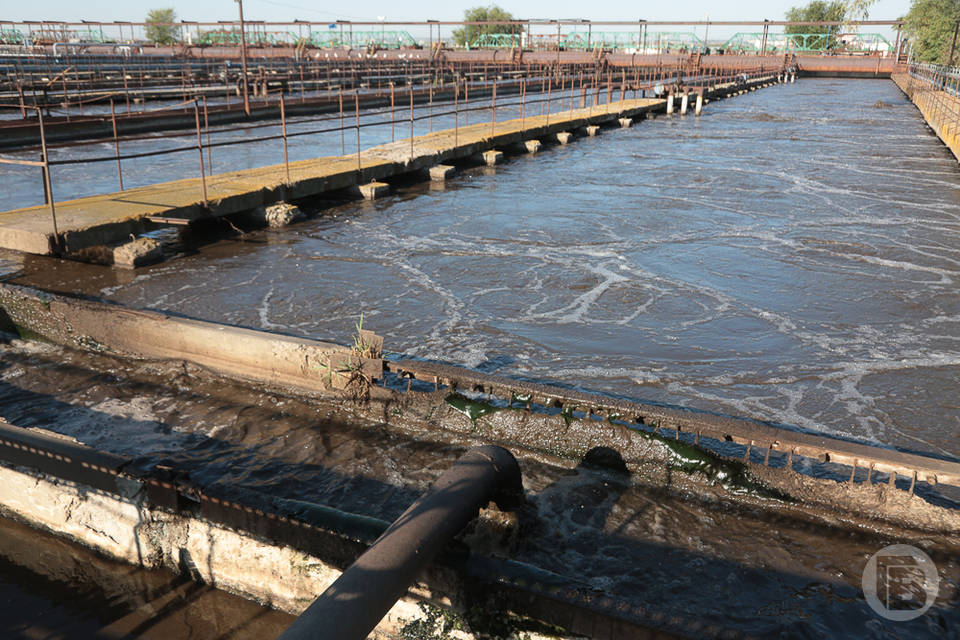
[387,358,960,490]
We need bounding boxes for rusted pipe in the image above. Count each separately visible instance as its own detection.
[277,445,522,640]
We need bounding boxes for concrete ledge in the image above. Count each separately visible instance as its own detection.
[618,118,632,128]
[0,283,373,398]
[555,131,573,144]
[483,149,504,166]
[429,164,456,181]
[523,139,541,154]
[585,125,601,137]
[357,181,390,200]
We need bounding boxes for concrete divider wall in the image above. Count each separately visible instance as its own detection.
[0,283,352,396]
[0,460,434,635]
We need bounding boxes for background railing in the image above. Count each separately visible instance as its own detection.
[0,58,782,233]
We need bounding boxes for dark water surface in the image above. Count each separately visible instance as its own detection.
[9,78,960,460]
[0,513,295,639]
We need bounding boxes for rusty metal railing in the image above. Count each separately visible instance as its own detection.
[895,61,960,160]
[0,57,782,235]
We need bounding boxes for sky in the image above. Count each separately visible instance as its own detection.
[2,0,912,40]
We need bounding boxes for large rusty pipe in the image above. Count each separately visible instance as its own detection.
[277,445,522,640]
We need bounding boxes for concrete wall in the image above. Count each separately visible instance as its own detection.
[0,461,430,636]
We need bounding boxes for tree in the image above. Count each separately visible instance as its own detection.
[843,0,878,21]
[903,0,960,63]
[452,6,523,48]
[145,8,179,45]
[785,1,847,50]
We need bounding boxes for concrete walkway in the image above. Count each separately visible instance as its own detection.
[0,97,666,256]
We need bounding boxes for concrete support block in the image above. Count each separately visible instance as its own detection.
[585,125,601,137]
[666,93,674,115]
[358,181,390,200]
[618,118,632,128]
[483,150,504,166]
[113,237,162,269]
[555,131,573,144]
[523,139,541,154]
[695,93,703,116]
[429,164,455,181]
[680,92,689,115]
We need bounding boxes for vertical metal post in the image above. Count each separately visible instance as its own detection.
[355,91,361,173]
[490,78,497,137]
[339,87,345,155]
[193,101,208,207]
[236,0,251,115]
[454,79,459,146]
[560,71,565,114]
[203,96,212,175]
[429,83,434,132]
[62,75,70,122]
[520,77,525,128]
[37,109,59,252]
[546,73,551,126]
[122,62,131,114]
[17,84,26,119]
[541,73,546,116]
[281,93,290,186]
[110,99,123,191]
[390,82,395,141]
[409,83,414,160]
[464,78,469,125]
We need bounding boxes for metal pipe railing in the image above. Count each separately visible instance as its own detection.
[277,445,522,640]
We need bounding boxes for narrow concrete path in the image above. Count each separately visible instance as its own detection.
[0,98,666,255]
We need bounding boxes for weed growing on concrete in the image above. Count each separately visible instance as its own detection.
[352,312,376,358]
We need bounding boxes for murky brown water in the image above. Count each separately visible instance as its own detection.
[0,78,959,637]
[0,512,295,639]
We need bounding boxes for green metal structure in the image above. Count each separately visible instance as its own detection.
[470,33,522,49]
[0,29,24,45]
[305,30,416,49]
[72,29,110,44]
[559,31,705,52]
[721,32,891,54]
